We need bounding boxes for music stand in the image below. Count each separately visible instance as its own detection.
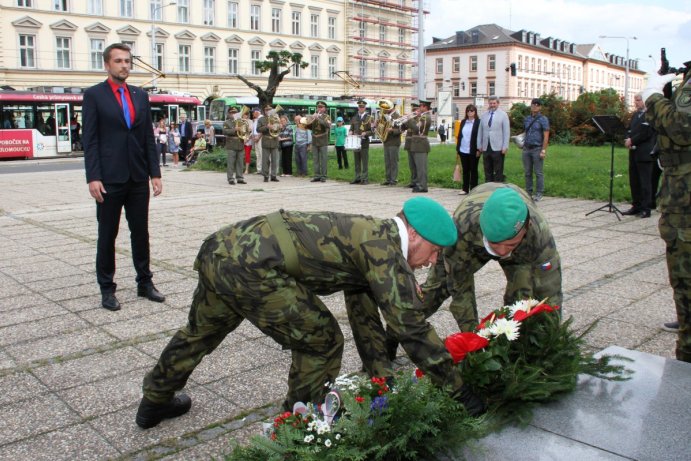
[586,115,625,220]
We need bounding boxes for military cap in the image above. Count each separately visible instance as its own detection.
[264,104,273,110]
[228,107,238,113]
[403,197,457,247]
[410,102,420,109]
[316,100,327,107]
[418,100,431,107]
[479,188,529,242]
[357,99,367,107]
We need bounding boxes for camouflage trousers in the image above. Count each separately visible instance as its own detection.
[658,213,691,363]
[142,242,345,409]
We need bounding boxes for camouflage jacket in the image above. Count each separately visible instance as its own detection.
[422,183,562,327]
[199,211,464,391]
[646,70,691,214]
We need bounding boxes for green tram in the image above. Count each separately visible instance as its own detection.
[208,96,376,145]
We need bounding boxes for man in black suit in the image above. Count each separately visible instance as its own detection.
[178,113,193,161]
[622,93,657,218]
[83,43,165,311]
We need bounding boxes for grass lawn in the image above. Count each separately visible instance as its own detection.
[196,142,635,203]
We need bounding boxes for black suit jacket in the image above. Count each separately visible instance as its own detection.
[627,110,656,162]
[83,80,160,184]
[455,118,480,156]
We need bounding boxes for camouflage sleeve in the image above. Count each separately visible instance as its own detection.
[444,241,487,332]
[420,257,451,317]
[646,93,691,146]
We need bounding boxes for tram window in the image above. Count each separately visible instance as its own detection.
[209,102,225,121]
[3,105,34,129]
[37,106,55,135]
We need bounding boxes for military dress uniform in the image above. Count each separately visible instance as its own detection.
[646,68,691,362]
[222,112,246,185]
[257,112,281,181]
[382,111,402,185]
[349,110,373,184]
[310,110,331,182]
[141,209,467,412]
[402,110,431,192]
[422,183,562,331]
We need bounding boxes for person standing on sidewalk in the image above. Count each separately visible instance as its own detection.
[642,66,691,361]
[82,43,165,312]
[521,98,550,202]
[622,93,656,218]
[309,101,331,182]
[478,96,510,182]
[257,105,281,183]
[349,100,373,185]
[135,197,484,429]
[222,107,246,185]
[403,100,432,193]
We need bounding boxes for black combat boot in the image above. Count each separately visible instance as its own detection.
[135,394,192,429]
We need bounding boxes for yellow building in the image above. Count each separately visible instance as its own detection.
[0,0,421,104]
[425,24,646,117]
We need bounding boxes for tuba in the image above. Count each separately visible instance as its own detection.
[234,106,252,142]
[374,99,395,142]
[268,104,283,137]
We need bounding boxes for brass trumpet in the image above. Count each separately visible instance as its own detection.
[393,110,431,127]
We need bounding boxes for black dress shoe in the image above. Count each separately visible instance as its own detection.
[136,394,192,429]
[137,285,165,302]
[271,176,279,182]
[310,177,321,182]
[350,179,361,184]
[638,210,651,218]
[406,183,416,188]
[237,180,247,184]
[263,177,269,182]
[621,207,640,216]
[412,187,428,193]
[381,181,391,186]
[320,178,326,182]
[361,180,369,185]
[101,293,121,311]
[228,180,236,185]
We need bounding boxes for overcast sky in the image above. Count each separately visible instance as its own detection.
[425,0,690,74]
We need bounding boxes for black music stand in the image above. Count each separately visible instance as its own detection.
[586,115,625,220]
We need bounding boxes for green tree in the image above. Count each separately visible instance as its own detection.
[569,89,626,145]
[236,51,309,107]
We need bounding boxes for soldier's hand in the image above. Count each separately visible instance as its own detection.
[641,73,678,102]
[453,383,486,417]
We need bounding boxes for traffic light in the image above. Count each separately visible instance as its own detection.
[510,63,517,76]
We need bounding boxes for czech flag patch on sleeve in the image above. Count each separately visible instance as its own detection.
[540,261,553,271]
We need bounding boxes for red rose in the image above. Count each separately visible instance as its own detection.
[414,368,425,379]
[444,332,490,363]
[355,396,364,403]
[512,304,560,322]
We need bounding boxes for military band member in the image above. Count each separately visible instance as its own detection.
[309,100,331,182]
[642,65,691,362]
[222,107,247,185]
[404,102,419,188]
[349,99,373,185]
[420,183,562,333]
[135,196,484,429]
[256,104,281,183]
[380,102,402,186]
[402,100,432,193]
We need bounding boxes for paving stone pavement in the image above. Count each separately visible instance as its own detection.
[0,159,679,460]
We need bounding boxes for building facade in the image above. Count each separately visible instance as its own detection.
[0,0,421,104]
[425,24,645,118]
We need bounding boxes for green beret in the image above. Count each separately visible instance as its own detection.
[479,188,528,242]
[403,197,457,247]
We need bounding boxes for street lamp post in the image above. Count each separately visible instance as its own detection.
[599,35,637,107]
[151,1,177,89]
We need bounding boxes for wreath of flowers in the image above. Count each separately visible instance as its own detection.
[227,299,630,460]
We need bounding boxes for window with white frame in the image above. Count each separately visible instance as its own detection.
[453,82,459,97]
[204,47,215,73]
[470,56,477,71]
[310,55,319,78]
[398,63,404,80]
[228,48,238,74]
[379,61,386,79]
[90,39,105,70]
[398,28,405,43]
[328,17,336,40]
[56,37,71,69]
[178,0,189,23]
[120,0,133,17]
[310,14,319,38]
[88,0,102,14]
[179,44,190,72]
[250,5,260,31]
[227,2,238,28]
[19,34,36,68]
[452,56,460,72]
[154,43,163,71]
[53,0,67,11]
[359,59,366,79]
[18,0,33,7]
[203,0,214,26]
[488,54,495,71]
[379,25,386,42]
[251,50,261,75]
[271,8,281,33]
[435,58,443,73]
[121,40,135,56]
[291,11,301,35]
[470,81,477,96]
[150,0,162,20]
[358,21,366,38]
[328,56,336,77]
[488,81,495,96]
[292,60,300,77]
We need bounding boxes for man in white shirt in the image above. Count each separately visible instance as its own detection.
[252,109,263,175]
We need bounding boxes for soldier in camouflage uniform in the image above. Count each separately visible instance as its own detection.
[642,65,691,363]
[136,197,484,429]
[421,183,562,333]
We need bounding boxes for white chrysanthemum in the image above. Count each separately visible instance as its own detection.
[316,420,331,435]
[488,317,520,341]
[335,433,341,440]
[477,327,492,339]
[508,299,540,317]
[324,439,332,447]
[304,435,314,443]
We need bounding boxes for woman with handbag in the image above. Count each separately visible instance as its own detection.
[455,104,481,195]
[154,119,168,166]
